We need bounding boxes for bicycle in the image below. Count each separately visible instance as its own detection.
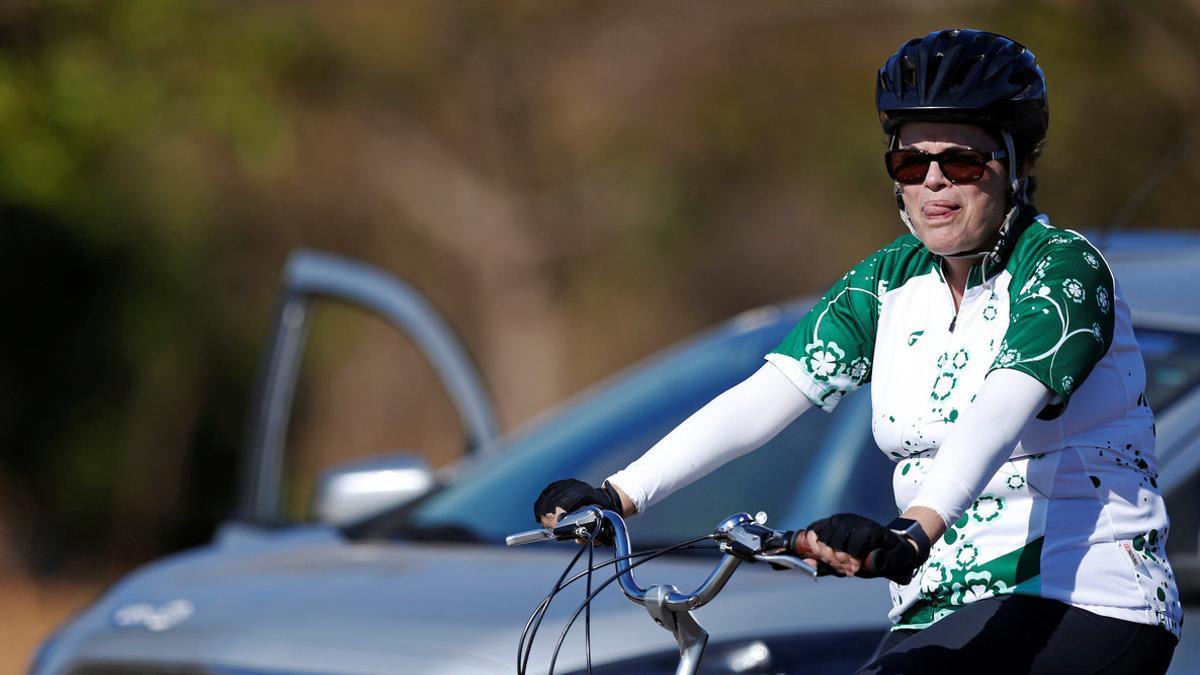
[506,506,817,675]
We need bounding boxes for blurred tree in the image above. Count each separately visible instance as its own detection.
[0,0,1196,575]
[0,0,305,569]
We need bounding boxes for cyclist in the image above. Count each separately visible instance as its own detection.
[534,29,1179,673]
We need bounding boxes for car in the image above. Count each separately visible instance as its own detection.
[32,235,1200,674]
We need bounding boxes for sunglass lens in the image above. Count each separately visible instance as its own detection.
[940,152,987,183]
[887,151,929,184]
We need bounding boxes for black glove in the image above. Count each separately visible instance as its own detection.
[533,478,620,525]
[806,513,918,584]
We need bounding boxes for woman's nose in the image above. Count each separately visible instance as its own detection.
[922,159,952,189]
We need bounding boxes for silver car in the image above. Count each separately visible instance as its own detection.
[32,235,1200,674]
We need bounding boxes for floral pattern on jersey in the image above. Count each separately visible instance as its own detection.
[951,570,1014,605]
[901,500,1045,629]
[803,339,845,380]
[954,542,980,567]
[899,470,1038,622]
[930,372,958,401]
[1062,278,1085,303]
[919,561,951,598]
[927,346,973,408]
[1061,376,1074,394]
[970,494,1004,522]
[1005,473,1026,490]
[990,233,1115,411]
[994,343,1021,367]
[848,356,871,383]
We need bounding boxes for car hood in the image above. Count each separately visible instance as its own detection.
[36,524,891,675]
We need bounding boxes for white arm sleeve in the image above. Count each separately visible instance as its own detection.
[605,362,813,514]
[907,368,1053,525]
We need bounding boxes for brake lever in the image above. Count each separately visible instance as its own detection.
[755,553,819,579]
[506,528,555,546]
[506,508,607,547]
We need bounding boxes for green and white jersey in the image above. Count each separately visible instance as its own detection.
[767,215,1182,637]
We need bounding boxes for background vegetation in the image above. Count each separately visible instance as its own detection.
[2,0,1198,664]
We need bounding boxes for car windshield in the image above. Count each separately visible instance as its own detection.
[399,305,897,546]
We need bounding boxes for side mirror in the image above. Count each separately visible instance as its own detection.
[311,454,436,526]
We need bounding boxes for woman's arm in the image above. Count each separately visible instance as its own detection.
[799,368,1052,578]
[606,362,814,514]
[902,368,1052,545]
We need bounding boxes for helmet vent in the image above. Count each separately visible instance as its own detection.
[902,54,918,90]
[950,55,982,89]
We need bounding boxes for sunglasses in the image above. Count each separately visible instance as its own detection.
[884,147,1007,185]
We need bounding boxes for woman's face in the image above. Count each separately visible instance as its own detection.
[896,122,1010,257]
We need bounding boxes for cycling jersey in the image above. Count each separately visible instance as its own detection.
[766,215,1182,637]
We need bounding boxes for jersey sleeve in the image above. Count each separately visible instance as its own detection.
[990,236,1115,418]
[768,250,884,412]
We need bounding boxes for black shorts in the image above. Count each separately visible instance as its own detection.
[858,594,1177,674]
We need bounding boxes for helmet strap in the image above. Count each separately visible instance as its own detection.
[891,133,921,238]
[980,130,1030,274]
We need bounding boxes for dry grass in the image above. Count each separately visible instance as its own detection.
[0,574,107,673]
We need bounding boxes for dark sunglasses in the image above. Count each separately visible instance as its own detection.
[884,147,1007,185]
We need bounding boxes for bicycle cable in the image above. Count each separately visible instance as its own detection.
[546,535,716,675]
[518,537,718,675]
[585,531,593,674]
[519,528,594,675]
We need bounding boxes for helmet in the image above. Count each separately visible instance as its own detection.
[876,29,1048,162]
[877,29,1048,268]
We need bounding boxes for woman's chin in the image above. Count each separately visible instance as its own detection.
[913,231,961,256]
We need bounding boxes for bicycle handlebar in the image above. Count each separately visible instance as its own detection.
[507,508,817,613]
[508,508,819,675]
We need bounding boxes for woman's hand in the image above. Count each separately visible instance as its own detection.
[798,513,923,583]
[797,528,864,577]
[533,478,632,528]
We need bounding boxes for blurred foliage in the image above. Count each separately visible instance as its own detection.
[0,0,1197,573]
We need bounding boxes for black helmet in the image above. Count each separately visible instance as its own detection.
[876,29,1048,161]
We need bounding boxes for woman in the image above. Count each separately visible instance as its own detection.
[534,29,1180,673]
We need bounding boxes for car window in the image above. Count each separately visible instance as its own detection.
[1138,327,1200,563]
[1134,328,1200,411]
[403,310,894,545]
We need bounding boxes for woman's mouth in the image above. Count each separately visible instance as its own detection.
[922,202,960,220]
